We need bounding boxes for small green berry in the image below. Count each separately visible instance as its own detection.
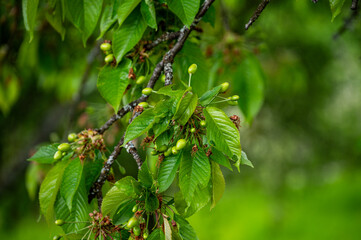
[132,205,138,213]
[190,128,196,133]
[231,95,239,101]
[220,82,230,92]
[100,42,111,51]
[119,166,126,175]
[188,64,198,74]
[161,74,166,83]
[54,151,63,160]
[143,231,149,239]
[55,219,65,226]
[58,143,70,152]
[164,148,172,157]
[176,139,187,151]
[138,102,149,108]
[158,145,168,153]
[67,133,77,142]
[133,225,141,236]
[200,120,206,127]
[142,88,152,96]
[228,100,238,106]
[104,54,114,64]
[126,217,139,229]
[53,235,62,240]
[172,146,178,155]
[136,76,146,85]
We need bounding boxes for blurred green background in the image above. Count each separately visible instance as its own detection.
[1,0,361,239]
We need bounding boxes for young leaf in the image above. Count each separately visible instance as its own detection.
[101,176,137,217]
[97,59,132,113]
[145,192,159,212]
[45,3,65,40]
[54,178,89,234]
[163,216,172,240]
[235,150,254,171]
[141,0,157,29]
[39,159,70,222]
[209,147,232,171]
[173,91,198,126]
[98,3,117,39]
[199,85,222,106]
[113,7,147,63]
[158,153,182,192]
[123,108,156,144]
[210,162,225,210]
[115,0,141,26]
[148,229,165,240]
[167,0,200,27]
[22,0,39,41]
[234,54,265,123]
[138,160,153,188]
[60,158,83,211]
[204,106,242,162]
[179,148,211,203]
[174,214,199,240]
[27,144,59,164]
[329,0,346,21]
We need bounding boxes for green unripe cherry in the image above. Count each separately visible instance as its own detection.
[231,95,239,101]
[164,148,172,157]
[188,63,198,74]
[143,231,149,239]
[190,128,196,133]
[54,151,63,160]
[158,145,168,152]
[119,166,126,175]
[55,219,65,226]
[176,139,187,151]
[58,143,70,152]
[133,225,141,236]
[53,235,62,240]
[136,76,146,85]
[161,74,166,83]
[100,42,111,51]
[172,146,178,155]
[138,102,149,108]
[104,54,114,64]
[132,205,138,213]
[67,133,77,142]
[142,88,153,96]
[151,150,158,155]
[200,120,206,127]
[220,82,229,92]
[126,217,139,229]
[228,100,238,106]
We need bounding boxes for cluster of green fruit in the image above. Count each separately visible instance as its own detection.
[52,133,78,160]
[100,42,114,64]
[125,204,148,239]
[151,138,188,157]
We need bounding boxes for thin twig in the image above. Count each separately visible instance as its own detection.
[245,0,270,30]
[144,32,181,50]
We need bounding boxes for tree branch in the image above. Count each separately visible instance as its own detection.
[89,0,216,207]
[144,32,181,50]
[245,0,270,30]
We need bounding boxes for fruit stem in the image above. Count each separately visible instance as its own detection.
[188,73,192,87]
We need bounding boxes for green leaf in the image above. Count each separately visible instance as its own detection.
[329,0,346,21]
[25,163,40,200]
[167,0,200,27]
[54,178,89,234]
[113,7,147,63]
[98,3,117,39]
[60,158,83,211]
[163,216,172,240]
[145,192,159,212]
[115,0,141,26]
[84,155,103,191]
[158,153,182,192]
[113,200,136,225]
[123,108,156,144]
[97,59,132,113]
[210,162,225,209]
[174,214,198,240]
[45,3,65,40]
[235,150,254,171]
[141,0,157,29]
[199,85,222,106]
[175,185,210,218]
[153,118,171,139]
[148,229,165,240]
[27,144,59,164]
[202,4,216,27]
[101,176,137,217]
[22,0,39,42]
[138,160,153,188]
[234,54,265,123]
[64,0,103,45]
[179,148,210,203]
[39,159,70,222]
[204,106,242,162]
[209,147,232,171]
[173,91,198,125]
